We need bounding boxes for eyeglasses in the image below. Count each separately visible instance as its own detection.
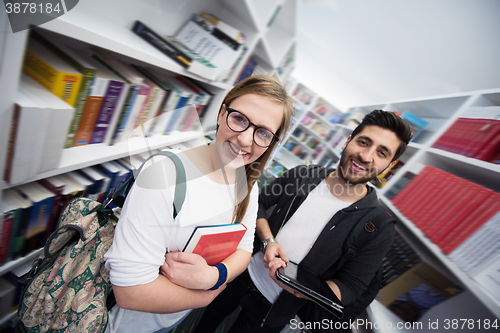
[225,108,280,148]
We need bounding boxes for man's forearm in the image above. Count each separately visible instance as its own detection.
[256,218,274,241]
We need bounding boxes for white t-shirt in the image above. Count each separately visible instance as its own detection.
[248,180,350,303]
[104,150,258,333]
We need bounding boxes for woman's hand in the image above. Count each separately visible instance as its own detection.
[160,252,219,290]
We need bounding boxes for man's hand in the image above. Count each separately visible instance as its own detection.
[160,252,219,290]
[263,242,289,268]
[268,258,309,299]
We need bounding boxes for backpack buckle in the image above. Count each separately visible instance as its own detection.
[364,221,376,232]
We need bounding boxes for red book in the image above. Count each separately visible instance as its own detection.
[433,119,464,152]
[182,223,247,265]
[392,166,433,212]
[439,192,500,255]
[452,118,483,153]
[431,185,492,244]
[419,175,465,236]
[405,168,449,226]
[475,132,500,162]
[460,120,500,158]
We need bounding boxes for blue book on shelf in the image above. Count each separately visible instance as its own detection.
[399,111,428,142]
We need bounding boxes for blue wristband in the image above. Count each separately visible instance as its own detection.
[208,263,228,291]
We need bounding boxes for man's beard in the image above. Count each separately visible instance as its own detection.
[337,153,383,185]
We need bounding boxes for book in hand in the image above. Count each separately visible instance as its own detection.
[182,223,247,265]
[276,261,344,319]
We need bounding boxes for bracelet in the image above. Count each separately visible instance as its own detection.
[208,262,228,291]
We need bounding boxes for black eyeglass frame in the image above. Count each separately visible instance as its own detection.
[225,108,280,148]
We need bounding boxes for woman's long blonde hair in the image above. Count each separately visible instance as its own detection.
[216,75,294,223]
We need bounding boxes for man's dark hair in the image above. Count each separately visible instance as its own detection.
[350,110,413,161]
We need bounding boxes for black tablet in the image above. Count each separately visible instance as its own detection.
[276,261,343,319]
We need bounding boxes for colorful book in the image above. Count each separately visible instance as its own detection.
[394,111,428,142]
[76,167,111,202]
[182,223,247,265]
[73,52,128,146]
[14,182,56,251]
[30,28,97,148]
[22,36,82,107]
[37,176,66,243]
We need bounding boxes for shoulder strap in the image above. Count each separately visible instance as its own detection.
[340,205,395,266]
[103,151,186,219]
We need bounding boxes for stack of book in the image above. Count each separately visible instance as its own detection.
[0,157,134,265]
[300,114,329,138]
[432,106,500,163]
[290,83,317,106]
[132,12,246,83]
[5,28,214,184]
[390,165,500,262]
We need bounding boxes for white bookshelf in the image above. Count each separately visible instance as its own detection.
[0,0,298,326]
[343,88,500,330]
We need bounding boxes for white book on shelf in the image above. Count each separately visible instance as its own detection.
[4,88,50,184]
[19,74,74,174]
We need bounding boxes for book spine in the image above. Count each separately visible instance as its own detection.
[90,80,126,144]
[0,212,14,263]
[432,186,492,244]
[4,104,20,183]
[132,21,191,68]
[64,69,95,148]
[73,77,109,146]
[440,192,500,255]
[475,131,500,161]
[419,175,463,235]
[112,84,139,144]
[424,180,474,239]
[134,85,158,130]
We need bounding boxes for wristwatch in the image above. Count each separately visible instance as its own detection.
[261,237,276,253]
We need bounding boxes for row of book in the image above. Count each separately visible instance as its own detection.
[6,28,213,185]
[132,12,247,83]
[300,114,330,138]
[388,165,500,275]
[377,230,463,323]
[0,155,141,266]
[432,106,500,164]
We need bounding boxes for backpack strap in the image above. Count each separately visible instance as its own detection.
[103,151,186,219]
[340,205,395,267]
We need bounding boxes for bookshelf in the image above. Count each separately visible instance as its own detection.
[267,79,343,176]
[0,0,298,326]
[342,89,500,331]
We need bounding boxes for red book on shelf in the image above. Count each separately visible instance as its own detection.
[405,168,449,225]
[460,119,500,158]
[392,166,434,212]
[451,118,481,153]
[418,174,465,235]
[425,180,476,241]
[439,191,500,255]
[432,119,464,152]
[182,223,247,266]
[475,132,500,162]
[431,185,492,244]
